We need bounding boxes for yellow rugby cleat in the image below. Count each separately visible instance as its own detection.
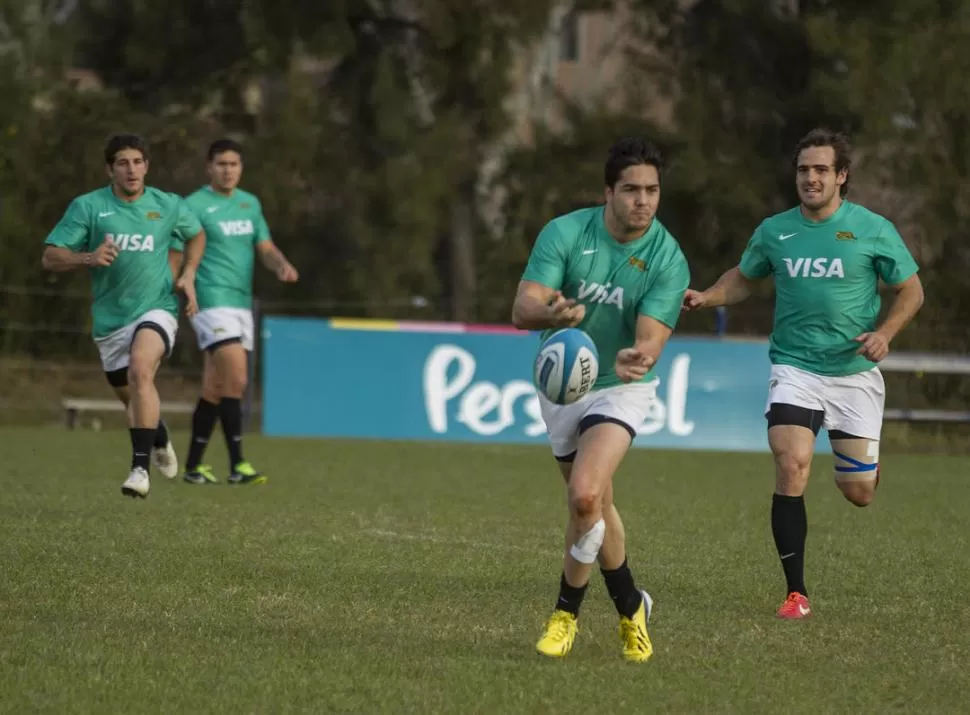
[618,590,654,662]
[536,610,578,658]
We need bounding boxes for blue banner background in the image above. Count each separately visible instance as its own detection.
[261,317,831,452]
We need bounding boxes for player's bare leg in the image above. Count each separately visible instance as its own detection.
[111,384,177,479]
[597,482,626,569]
[537,423,652,661]
[212,342,264,485]
[769,424,815,618]
[121,329,166,498]
[183,352,222,484]
[830,433,879,507]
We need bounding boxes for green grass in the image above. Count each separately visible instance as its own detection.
[1,428,968,714]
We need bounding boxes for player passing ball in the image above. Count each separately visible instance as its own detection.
[513,137,690,661]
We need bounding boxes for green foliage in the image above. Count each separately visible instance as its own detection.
[1,0,969,356]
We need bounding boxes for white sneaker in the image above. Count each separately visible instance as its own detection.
[151,441,178,479]
[121,467,150,498]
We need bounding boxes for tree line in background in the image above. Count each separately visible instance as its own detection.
[0,0,968,368]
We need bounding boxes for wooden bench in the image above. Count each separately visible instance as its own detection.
[62,398,195,429]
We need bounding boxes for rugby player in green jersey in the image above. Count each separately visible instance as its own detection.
[42,133,207,498]
[180,139,298,486]
[513,137,691,662]
[684,128,924,619]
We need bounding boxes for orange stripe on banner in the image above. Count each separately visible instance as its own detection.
[329,318,400,331]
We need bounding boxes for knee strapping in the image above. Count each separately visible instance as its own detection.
[832,438,879,483]
[569,518,606,564]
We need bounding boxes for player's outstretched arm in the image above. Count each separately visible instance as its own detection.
[256,240,298,282]
[854,273,924,362]
[511,280,585,330]
[683,266,758,311]
[615,316,673,383]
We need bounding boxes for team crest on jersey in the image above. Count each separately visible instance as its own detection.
[239,202,251,209]
[628,256,647,272]
[145,211,162,220]
[835,231,855,241]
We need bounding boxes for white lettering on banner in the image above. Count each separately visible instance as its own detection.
[423,345,544,437]
[637,354,695,436]
[422,344,696,439]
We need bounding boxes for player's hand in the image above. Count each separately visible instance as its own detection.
[681,289,708,312]
[277,262,299,283]
[90,237,120,267]
[615,347,655,383]
[547,291,585,328]
[176,273,199,317]
[854,331,890,362]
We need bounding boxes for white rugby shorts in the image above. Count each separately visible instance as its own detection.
[538,380,659,460]
[766,364,885,439]
[190,307,255,351]
[94,309,178,372]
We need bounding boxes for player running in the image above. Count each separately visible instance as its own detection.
[683,128,924,619]
[180,139,298,486]
[512,137,690,661]
[42,132,206,498]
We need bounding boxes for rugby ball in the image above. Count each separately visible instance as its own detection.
[533,328,599,405]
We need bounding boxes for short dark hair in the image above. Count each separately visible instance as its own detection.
[207,138,244,161]
[604,137,664,188]
[793,128,852,197]
[104,133,149,165]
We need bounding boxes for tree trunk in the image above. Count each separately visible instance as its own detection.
[449,182,476,321]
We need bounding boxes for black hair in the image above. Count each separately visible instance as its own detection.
[792,127,852,197]
[104,133,149,165]
[207,138,244,161]
[604,136,664,188]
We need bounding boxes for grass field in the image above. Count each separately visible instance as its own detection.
[1,427,968,714]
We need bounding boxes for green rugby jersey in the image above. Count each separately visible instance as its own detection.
[183,186,271,311]
[739,201,919,376]
[522,206,690,390]
[44,186,202,339]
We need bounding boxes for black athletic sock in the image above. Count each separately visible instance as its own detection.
[130,428,154,471]
[771,493,808,596]
[220,397,244,468]
[555,573,588,616]
[601,558,642,619]
[153,418,170,448]
[186,399,219,470]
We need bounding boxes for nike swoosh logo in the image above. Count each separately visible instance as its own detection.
[206,206,220,213]
[798,605,810,615]
[779,233,797,240]
[582,249,597,255]
[98,212,115,218]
